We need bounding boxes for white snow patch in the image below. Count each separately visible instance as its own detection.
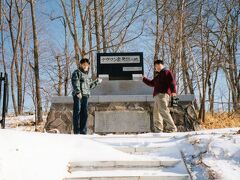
[0,130,150,180]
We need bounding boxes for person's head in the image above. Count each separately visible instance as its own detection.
[154,60,164,72]
[80,58,90,72]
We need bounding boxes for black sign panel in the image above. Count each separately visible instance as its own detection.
[97,52,143,80]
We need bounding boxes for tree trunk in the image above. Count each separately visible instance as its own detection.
[56,55,63,96]
[100,0,107,52]
[93,0,101,52]
[153,0,160,62]
[71,0,80,64]
[63,19,69,96]
[60,0,80,66]
[88,4,96,77]
[29,0,43,123]
[13,0,24,115]
[210,67,219,114]
[0,0,7,73]
[17,12,24,115]
[180,44,188,94]
[77,0,87,57]
[10,62,18,116]
[198,14,205,122]
[179,0,188,94]
[183,41,198,110]
[7,0,22,116]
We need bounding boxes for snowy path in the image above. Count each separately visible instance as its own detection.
[0,128,239,180]
[64,135,190,180]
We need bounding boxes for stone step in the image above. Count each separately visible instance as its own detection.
[64,169,190,180]
[115,145,182,159]
[68,159,181,173]
[115,146,167,154]
[64,137,191,180]
[90,136,175,147]
[90,134,174,139]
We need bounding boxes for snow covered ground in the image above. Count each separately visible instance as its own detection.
[175,129,240,179]
[0,115,239,180]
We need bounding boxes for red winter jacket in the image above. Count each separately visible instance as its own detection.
[143,68,177,97]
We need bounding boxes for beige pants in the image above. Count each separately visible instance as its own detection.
[153,93,177,132]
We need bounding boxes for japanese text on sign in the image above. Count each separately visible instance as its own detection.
[100,56,140,64]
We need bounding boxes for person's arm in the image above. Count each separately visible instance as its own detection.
[142,76,154,87]
[71,70,82,96]
[167,71,177,95]
[90,78,102,89]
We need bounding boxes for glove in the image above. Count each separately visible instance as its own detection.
[76,93,82,99]
[97,78,103,83]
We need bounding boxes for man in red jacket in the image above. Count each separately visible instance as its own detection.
[143,60,177,133]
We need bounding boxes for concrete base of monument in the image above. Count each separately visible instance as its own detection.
[51,94,195,104]
[45,94,196,134]
[45,95,154,134]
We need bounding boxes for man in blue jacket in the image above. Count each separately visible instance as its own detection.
[71,58,102,134]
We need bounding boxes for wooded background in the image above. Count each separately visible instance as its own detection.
[0,0,239,123]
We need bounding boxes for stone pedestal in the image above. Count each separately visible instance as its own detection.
[45,92,196,134]
[45,94,154,134]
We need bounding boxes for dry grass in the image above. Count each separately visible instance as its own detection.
[201,112,240,129]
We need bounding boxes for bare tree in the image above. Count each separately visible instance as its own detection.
[28,0,43,123]
[217,0,240,112]
[100,0,107,52]
[60,0,81,66]
[0,0,7,73]
[3,0,23,115]
[93,0,101,52]
[47,15,70,96]
[87,1,95,76]
[153,0,161,61]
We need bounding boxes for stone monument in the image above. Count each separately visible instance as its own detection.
[92,52,152,133]
[45,53,196,134]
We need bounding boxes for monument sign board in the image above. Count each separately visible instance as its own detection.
[97,52,143,80]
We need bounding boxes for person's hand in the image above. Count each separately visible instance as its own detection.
[97,78,103,83]
[171,93,177,97]
[76,93,82,99]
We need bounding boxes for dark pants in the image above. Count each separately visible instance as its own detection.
[72,95,89,134]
